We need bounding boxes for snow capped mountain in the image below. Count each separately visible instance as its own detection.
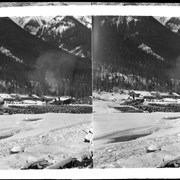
[11,16,52,35]
[155,16,180,34]
[0,17,92,97]
[75,16,92,29]
[98,16,180,37]
[11,16,91,31]
[11,16,91,58]
[154,17,171,26]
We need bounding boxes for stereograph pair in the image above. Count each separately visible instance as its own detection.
[0,6,180,171]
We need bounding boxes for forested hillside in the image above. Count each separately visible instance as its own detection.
[0,17,92,98]
[93,16,180,93]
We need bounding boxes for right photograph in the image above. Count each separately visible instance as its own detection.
[93,16,180,168]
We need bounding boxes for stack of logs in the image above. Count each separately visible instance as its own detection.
[0,105,92,115]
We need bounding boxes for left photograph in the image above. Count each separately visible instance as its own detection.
[0,16,92,169]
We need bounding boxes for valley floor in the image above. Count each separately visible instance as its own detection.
[0,113,92,169]
[93,93,180,168]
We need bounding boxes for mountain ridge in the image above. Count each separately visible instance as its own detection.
[93,16,180,93]
[11,16,91,58]
[0,17,92,97]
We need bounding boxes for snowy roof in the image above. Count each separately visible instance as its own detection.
[132,91,153,96]
[60,96,71,101]
[157,92,170,96]
[172,92,180,97]
[0,93,14,99]
[31,94,40,99]
[16,94,40,100]
[43,95,55,99]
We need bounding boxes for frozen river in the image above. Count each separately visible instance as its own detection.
[94,111,180,148]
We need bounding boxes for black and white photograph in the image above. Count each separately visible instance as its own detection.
[1,3,180,179]
[0,15,92,169]
[93,16,180,168]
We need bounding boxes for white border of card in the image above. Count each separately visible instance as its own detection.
[0,4,180,179]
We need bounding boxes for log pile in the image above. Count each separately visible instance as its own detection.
[113,106,143,113]
[0,105,92,115]
[122,99,180,112]
[135,105,180,113]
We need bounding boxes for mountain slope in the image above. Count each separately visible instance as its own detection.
[155,16,180,35]
[12,16,49,35]
[0,17,91,97]
[93,16,180,93]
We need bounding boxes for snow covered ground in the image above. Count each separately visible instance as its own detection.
[93,92,180,168]
[93,90,180,106]
[94,111,180,168]
[0,113,92,169]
